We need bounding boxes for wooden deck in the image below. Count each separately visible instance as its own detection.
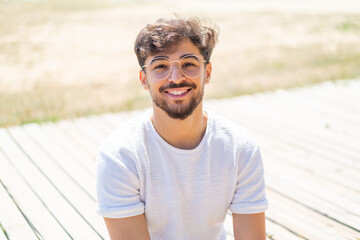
[1,79,359,240]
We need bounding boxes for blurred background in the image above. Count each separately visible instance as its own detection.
[1,0,360,127]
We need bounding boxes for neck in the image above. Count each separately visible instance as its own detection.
[151,103,208,150]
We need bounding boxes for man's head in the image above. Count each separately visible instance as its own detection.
[134,17,219,120]
[134,17,218,69]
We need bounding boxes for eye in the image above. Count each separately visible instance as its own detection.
[154,64,168,70]
[183,62,196,67]
[181,61,199,70]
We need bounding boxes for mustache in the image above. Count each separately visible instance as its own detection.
[159,82,197,92]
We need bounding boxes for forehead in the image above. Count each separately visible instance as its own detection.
[146,38,202,62]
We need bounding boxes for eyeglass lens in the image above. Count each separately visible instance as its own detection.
[148,56,202,80]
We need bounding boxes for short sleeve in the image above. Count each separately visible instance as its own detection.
[96,150,144,218]
[229,145,268,214]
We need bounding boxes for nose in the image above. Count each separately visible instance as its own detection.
[167,63,185,82]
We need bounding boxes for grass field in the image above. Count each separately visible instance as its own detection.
[1,0,360,127]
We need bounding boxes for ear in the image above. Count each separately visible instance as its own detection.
[204,62,212,84]
[139,69,149,90]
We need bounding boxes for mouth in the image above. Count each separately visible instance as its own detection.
[164,88,192,98]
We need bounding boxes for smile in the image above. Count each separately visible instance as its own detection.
[165,88,192,97]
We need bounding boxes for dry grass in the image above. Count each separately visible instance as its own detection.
[1,0,360,127]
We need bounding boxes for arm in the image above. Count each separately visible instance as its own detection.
[233,212,266,240]
[104,214,151,240]
[97,151,148,239]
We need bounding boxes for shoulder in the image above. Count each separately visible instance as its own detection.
[96,111,151,172]
[96,111,151,180]
[98,111,150,155]
[207,110,259,150]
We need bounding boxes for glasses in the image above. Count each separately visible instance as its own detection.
[142,55,207,81]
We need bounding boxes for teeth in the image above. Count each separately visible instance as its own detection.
[169,90,187,95]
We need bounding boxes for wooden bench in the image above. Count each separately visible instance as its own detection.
[1,79,359,239]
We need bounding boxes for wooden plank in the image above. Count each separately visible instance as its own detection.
[266,107,360,141]
[0,147,71,239]
[297,87,360,113]
[209,107,360,227]
[8,126,108,239]
[275,106,360,141]
[272,89,359,129]
[204,88,360,238]
[222,100,360,169]
[41,122,96,175]
[0,128,102,239]
[260,134,360,191]
[206,104,360,191]
[266,189,360,240]
[258,120,360,170]
[93,110,148,138]
[207,83,360,140]
[23,123,96,200]
[214,102,360,185]
[248,95,360,153]
[57,120,100,154]
[241,113,360,187]
[263,132,359,182]
[0,222,8,240]
[0,176,37,239]
[224,212,305,240]
[0,79,357,240]
[96,113,122,129]
[258,127,360,191]
[294,80,360,105]
[87,115,116,137]
[100,110,145,129]
[241,93,360,151]
[73,117,109,147]
[264,159,360,231]
[265,218,306,240]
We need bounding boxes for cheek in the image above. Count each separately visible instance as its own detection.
[145,77,156,90]
[147,81,161,92]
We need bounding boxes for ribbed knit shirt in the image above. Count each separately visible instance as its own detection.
[96,110,268,240]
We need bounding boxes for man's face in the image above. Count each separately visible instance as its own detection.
[140,38,212,120]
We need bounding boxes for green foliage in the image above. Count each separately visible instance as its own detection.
[336,21,360,32]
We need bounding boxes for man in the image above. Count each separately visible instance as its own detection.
[96,17,268,240]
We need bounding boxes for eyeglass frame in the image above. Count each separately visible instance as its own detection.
[141,54,208,81]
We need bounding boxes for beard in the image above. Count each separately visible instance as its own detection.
[148,81,205,120]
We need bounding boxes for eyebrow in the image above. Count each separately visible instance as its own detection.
[150,54,199,64]
[180,54,199,59]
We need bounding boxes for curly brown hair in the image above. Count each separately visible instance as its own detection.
[134,16,219,68]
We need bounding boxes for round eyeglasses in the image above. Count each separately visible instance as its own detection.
[142,55,207,81]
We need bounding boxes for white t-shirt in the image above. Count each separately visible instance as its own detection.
[96,110,268,240]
